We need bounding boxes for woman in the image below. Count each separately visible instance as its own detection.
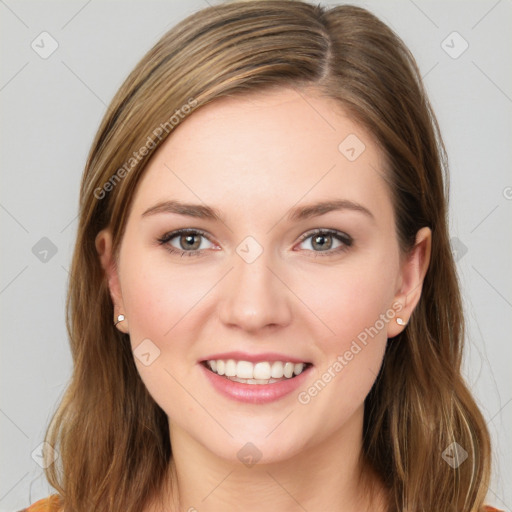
[20,1,501,511]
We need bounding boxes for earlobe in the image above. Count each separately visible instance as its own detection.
[387,226,432,338]
[95,229,129,333]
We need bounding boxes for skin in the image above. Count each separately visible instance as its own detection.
[96,87,431,512]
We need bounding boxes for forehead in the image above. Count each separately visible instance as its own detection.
[130,87,392,224]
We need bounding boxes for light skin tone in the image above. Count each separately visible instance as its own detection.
[96,87,431,512]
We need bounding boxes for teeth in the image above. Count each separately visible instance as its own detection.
[253,362,271,380]
[225,359,237,377]
[283,362,294,378]
[227,376,281,385]
[205,359,307,380]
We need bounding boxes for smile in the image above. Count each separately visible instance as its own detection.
[200,358,314,404]
[203,359,311,384]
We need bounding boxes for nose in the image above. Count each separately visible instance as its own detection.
[218,248,293,333]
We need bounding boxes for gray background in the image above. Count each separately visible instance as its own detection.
[1,0,510,510]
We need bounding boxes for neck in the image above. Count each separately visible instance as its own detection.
[149,405,388,512]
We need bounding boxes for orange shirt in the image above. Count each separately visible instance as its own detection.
[19,495,61,512]
[19,494,505,511]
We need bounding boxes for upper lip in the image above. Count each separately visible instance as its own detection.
[200,351,311,364]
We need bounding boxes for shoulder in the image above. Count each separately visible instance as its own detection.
[18,494,62,512]
[483,506,505,512]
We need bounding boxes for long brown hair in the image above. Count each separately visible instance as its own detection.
[44,2,491,510]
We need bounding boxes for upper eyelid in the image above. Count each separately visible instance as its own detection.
[159,228,214,245]
[298,228,351,241]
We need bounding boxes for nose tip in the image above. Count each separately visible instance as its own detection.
[218,254,292,333]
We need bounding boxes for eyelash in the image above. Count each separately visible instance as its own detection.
[157,228,353,258]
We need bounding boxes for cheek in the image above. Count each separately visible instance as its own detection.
[292,253,396,399]
[294,253,398,354]
[120,245,212,343]
[119,249,212,422]
[289,253,397,433]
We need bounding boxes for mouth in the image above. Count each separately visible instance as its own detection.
[200,359,314,385]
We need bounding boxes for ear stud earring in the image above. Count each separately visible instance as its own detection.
[115,314,125,326]
[396,317,407,326]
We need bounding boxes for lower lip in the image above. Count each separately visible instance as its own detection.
[199,362,313,404]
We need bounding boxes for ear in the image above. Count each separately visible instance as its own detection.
[95,228,129,333]
[387,226,431,339]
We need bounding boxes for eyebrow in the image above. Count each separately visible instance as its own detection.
[141,199,374,222]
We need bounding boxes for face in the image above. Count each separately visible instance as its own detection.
[97,87,430,465]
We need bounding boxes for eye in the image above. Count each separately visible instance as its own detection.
[296,229,353,257]
[157,228,353,258]
[157,229,215,257]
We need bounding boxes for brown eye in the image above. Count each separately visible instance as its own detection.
[157,229,214,257]
[297,229,353,256]
[311,233,334,251]
[178,233,202,251]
